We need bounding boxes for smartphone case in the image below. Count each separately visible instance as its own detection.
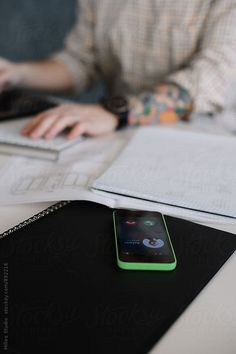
[0,200,235,354]
[113,211,177,270]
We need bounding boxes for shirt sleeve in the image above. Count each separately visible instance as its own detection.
[167,0,236,115]
[51,0,98,94]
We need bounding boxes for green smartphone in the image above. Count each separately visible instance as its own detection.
[113,209,177,271]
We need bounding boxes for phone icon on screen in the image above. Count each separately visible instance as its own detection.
[143,220,155,226]
[125,220,136,225]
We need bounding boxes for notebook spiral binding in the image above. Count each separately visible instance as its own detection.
[0,200,71,240]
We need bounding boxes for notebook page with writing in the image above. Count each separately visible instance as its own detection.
[92,126,236,219]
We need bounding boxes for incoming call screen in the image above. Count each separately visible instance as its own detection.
[115,210,175,263]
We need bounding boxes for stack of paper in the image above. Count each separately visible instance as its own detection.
[91,126,236,224]
[1,119,236,226]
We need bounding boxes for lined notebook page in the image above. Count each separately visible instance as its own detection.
[92,126,236,219]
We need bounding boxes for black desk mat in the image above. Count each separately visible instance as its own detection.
[0,201,236,354]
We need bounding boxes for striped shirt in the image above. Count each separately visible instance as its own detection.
[54,0,236,114]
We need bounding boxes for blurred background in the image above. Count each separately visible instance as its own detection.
[0,0,104,102]
[0,1,236,114]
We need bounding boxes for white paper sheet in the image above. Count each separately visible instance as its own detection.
[91,189,236,226]
[0,129,133,205]
[1,114,236,226]
[92,125,236,223]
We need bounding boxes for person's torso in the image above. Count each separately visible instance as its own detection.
[92,0,212,94]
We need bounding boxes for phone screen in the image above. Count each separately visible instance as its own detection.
[114,209,175,264]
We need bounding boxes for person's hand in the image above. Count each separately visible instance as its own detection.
[0,57,24,92]
[21,103,119,139]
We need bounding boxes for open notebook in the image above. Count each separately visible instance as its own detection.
[0,117,84,161]
[92,126,236,220]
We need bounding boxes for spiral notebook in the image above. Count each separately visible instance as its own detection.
[0,200,235,354]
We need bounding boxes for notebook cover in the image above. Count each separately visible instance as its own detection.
[0,201,235,354]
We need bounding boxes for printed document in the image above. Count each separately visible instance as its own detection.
[0,129,132,205]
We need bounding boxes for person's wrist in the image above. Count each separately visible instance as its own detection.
[100,96,129,130]
[96,103,119,131]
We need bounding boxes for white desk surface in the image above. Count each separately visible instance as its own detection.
[0,113,236,354]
